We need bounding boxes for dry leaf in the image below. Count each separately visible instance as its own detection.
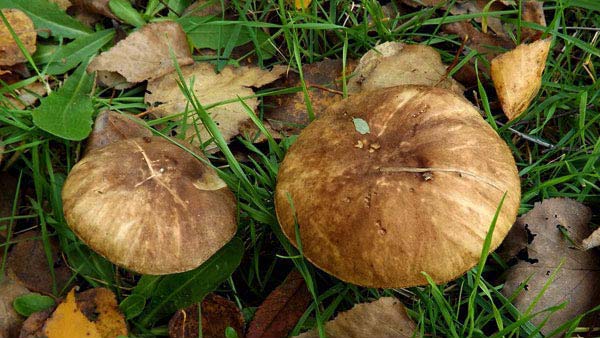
[501,198,598,334]
[521,1,546,42]
[19,308,53,338]
[88,21,193,88]
[247,270,311,338]
[293,0,312,10]
[85,111,152,155]
[7,230,72,295]
[294,297,416,338]
[0,9,37,67]
[2,80,48,109]
[0,274,32,338]
[145,62,285,150]
[582,227,600,250]
[168,294,244,338]
[238,119,283,143]
[491,39,551,120]
[183,0,227,17]
[264,59,354,135]
[43,289,102,338]
[76,288,128,338]
[347,42,464,95]
[71,0,116,19]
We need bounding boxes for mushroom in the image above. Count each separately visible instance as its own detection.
[62,136,237,275]
[275,85,521,288]
[84,110,152,155]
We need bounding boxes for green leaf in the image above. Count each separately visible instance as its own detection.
[37,29,115,75]
[119,294,146,319]
[63,242,116,287]
[180,16,275,57]
[32,62,94,141]
[0,0,91,39]
[167,0,193,16]
[109,0,146,27]
[13,294,56,316]
[139,237,244,325]
[352,117,370,134]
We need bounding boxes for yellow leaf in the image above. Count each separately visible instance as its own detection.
[44,289,102,338]
[293,0,312,10]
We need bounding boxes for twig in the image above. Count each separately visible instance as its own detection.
[308,83,344,96]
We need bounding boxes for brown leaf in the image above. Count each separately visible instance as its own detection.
[490,39,551,120]
[0,9,37,67]
[521,1,546,42]
[168,294,244,338]
[18,308,53,338]
[247,270,312,338]
[43,288,102,338]
[0,174,19,237]
[71,0,116,19]
[0,275,31,338]
[85,111,152,155]
[264,59,354,135]
[7,230,72,296]
[183,0,228,17]
[348,42,464,95]
[145,62,285,150]
[88,21,193,88]
[1,80,48,109]
[76,288,128,338]
[501,198,598,334]
[294,297,416,338]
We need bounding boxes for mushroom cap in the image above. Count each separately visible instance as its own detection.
[62,136,237,275]
[275,85,521,288]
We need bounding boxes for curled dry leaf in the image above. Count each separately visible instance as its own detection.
[347,42,464,95]
[145,62,285,150]
[501,198,597,334]
[7,230,73,296]
[0,9,37,67]
[247,270,311,338]
[491,39,551,120]
[85,111,152,155]
[42,288,128,338]
[295,297,416,338]
[0,274,32,338]
[168,294,244,338]
[88,21,193,89]
[19,307,53,338]
[264,59,355,135]
[1,80,48,109]
[521,1,546,42]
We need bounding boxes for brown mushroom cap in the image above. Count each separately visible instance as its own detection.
[275,85,521,288]
[62,136,237,275]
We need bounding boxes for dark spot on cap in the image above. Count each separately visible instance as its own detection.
[143,136,152,143]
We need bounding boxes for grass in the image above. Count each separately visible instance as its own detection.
[1,0,599,337]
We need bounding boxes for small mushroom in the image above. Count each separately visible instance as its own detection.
[275,85,521,288]
[62,136,237,275]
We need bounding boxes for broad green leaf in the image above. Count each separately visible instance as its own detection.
[180,16,275,57]
[13,293,56,316]
[0,0,91,38]
[109,0,146,27]
[119,294,146,319]
[167,0,193,16]
[37,29,115,75]
[139,237,244,325]
[353,118,370,134]
[32,62,94,140]
[63,242,116,287]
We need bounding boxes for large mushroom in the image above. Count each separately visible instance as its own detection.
[275,85,521,288]
[62,124,237,274]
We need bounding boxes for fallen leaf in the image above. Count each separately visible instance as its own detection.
[88,21,193,88]
[293,0,311,10]
[71,0,116,19]
[0,274,31,338]
[168,294,244,338]
[246,270,311,338]
[263,59,354,135]
[43,289,102,338]
[0,174,19,237]
[347,42,464,95]
[238,119,283,143]
[76,288,128,338]
[582,227,600,250]
[32,61,94,141]
[501,198,598,334]
[85,111,152,155]
[490,39,551,120]
[145,62,285,150]
[294,297,416,338]
[2,80,48,109]
[183,0,227,17]
[0,9,36,66]
[7,230,73,295]
[521,1,546,42]
[18,307,53,338]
